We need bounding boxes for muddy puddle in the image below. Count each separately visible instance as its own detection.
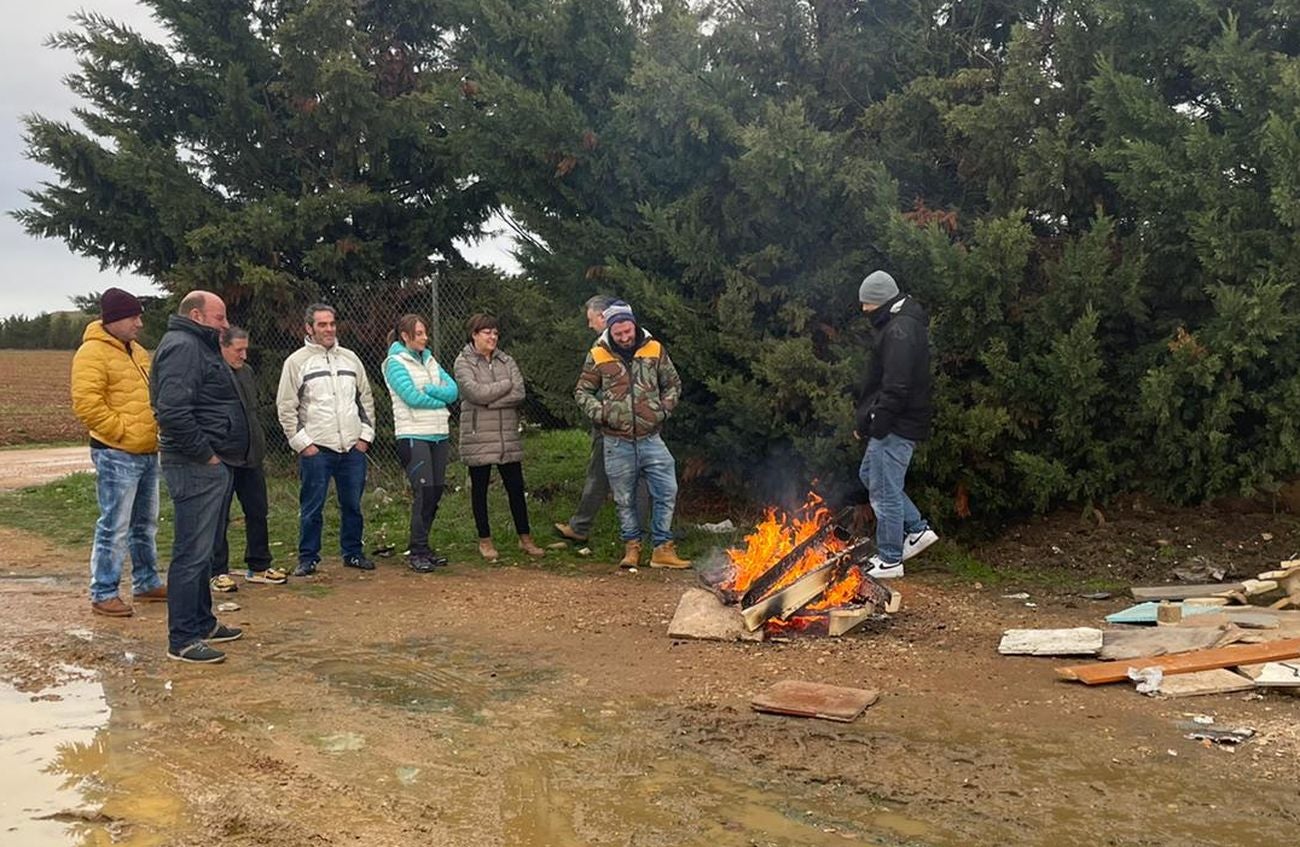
[0,669,188,846]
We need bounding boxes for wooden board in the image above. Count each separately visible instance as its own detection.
[1156,669,1256,697]
[740,563,834,631]
[1098,627,1238,661]
[667,588,764,642]
[751,680,879,722]
[1055,637,1300,685]
[1130,583,1245,601]
[999,628,1103,656]
[1243,661,1300,687]
[1104,603,1223,625]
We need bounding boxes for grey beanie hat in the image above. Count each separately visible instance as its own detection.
[859,270,899,305]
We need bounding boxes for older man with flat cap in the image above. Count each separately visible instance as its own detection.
[854,270,939,579]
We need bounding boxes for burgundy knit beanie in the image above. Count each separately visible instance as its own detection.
[100,288,143,324]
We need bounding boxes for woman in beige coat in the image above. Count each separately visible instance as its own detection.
[453,314,545,561]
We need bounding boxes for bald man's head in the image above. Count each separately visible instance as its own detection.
[178,290,229,331]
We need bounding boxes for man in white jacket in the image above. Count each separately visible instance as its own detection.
[276,303,377,575]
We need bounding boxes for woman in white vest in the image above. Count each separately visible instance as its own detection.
[383,313,458,572]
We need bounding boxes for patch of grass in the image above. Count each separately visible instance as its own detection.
[0,430,732,571]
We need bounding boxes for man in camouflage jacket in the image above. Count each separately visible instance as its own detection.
[574,301,690,569]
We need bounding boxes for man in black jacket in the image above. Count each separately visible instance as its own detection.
[855,271,939,579]
[151,291,249,663]
[211,326,287,590]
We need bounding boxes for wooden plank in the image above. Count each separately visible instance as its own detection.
[740,563,834,631]
[1244,661,1300,687]
[667,588,764,642]
[1105,602,1224,625]
[1131,583,1245,601]
[1055,637,1300,685]
[1098,627,1238,661]
[1156,669,1256,697]
[751,680,879,722]
[998,628,1103,656]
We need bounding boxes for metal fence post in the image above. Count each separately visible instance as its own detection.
[429,269,441,364]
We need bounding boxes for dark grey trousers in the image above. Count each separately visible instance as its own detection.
[567,430,649,538]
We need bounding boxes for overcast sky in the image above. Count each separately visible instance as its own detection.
[1,1,516,319]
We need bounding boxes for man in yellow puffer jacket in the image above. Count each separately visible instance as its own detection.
[71,288,165,618]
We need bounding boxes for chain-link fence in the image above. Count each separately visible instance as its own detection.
[227,268,561,485]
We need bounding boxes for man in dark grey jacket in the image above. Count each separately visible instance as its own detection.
[855,271,939,580]
[211,326,286,590]
[150,291,248,664]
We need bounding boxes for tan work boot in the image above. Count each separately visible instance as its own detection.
[552,522,588,543]
[519,534,545,558]
[478,538,500,562]
[618,539,642,569]
[650,542,692,569]
[91,596,133,617]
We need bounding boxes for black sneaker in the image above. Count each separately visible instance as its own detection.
[292,560,318,577]
[208,623,244,643]
[343,554,375,571]
[168,641,226,664]
[409,554,437,573]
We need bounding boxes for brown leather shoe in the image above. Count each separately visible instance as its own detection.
[552,522,588,543]
[478,538,500,562]
[91,597,133,617]
[133,585,168,602]
[650,542,692,569]
[518,535,545,558]
[618,539,642,569]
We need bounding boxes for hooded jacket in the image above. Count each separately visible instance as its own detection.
[383,341,458,440]
[574,326,681,441]
[276,338,376,453]
[453,343,525,466]
[71,320,158,454]
[856,295,933,441]
[150,314,250,463]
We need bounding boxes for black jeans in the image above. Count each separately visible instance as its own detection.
[212,464,271,574]
[468,461,530,539]
[397,438,449,555]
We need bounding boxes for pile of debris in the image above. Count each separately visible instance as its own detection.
[1000,559,1300,699]
[668,496,901,642]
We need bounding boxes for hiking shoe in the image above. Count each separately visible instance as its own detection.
[618,539,642,569]
[245,567,288,584]
[292,560,318,577]
[650,541,692,569]
[168,641,226,664]
[902,529,939,562]
[865,555,905,579]
[91,597,133,617]
[208,623,243,643]
[343,554,375,571]
[409,554,437,573]
[209,574,239,593]
[553,522,588,543]
[132,585,168,602]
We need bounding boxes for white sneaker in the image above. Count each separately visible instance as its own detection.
[865,555,905,579]
[902,529,939,561]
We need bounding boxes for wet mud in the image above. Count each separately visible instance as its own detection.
[1,525,1298,846]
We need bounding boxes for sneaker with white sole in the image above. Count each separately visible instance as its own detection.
[865,555,905,579]
[245,567,288,584]
[902,529,939,561]
[209,574,238,593]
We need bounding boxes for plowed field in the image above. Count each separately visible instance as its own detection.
[0,350,81,446]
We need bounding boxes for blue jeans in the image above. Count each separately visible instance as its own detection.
[604,434,678,547]
[298,447,367,563]
[161,456,232,652]
[89,448,162,602]
[859,434,929,564]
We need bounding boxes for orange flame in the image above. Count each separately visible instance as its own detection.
[722,493,847,598]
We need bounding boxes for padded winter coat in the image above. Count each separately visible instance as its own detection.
[574,327,681,441]
[855,295,933,441]
[150,315,250,464]
[70,320,158,454]
[383,341,458,440]
[276,339,376,453]
[453,343,525,467]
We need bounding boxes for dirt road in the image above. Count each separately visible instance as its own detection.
[0,445,93,490]
[2,525,1298,847]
